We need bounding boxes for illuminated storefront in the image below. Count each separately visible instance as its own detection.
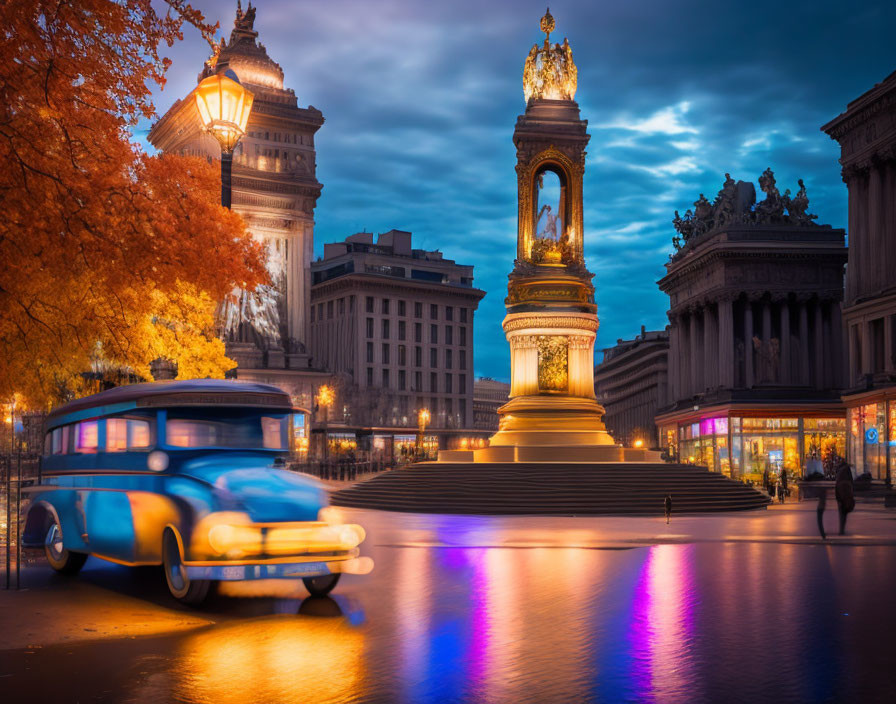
[846,394,896,482]
[658,410,846,482]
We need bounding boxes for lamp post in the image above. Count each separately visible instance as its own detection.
[316,385,335,464]
[194,70,254,209]
[417,408,430,459]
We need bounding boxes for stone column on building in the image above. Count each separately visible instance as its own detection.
[744,301,754,388]
[798,300,810,386]
[814,302,825,389]
[831,301,844,388]
[869,165,884,295]
[761,300,772,383]
[669,317,680,403]
[780,299,791,385]
[690,308,700,395]
[885,313,895,374]
[862,319,873,377]
[678,312,689,399]
[718,297,735,388]
[703,304,716,390]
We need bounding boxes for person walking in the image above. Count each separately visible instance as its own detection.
[835,462,855,535]
[664,494,672,524]
[816,487,827,540]
[780,469,788,503]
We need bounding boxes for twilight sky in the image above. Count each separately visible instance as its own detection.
[143,0,896,383]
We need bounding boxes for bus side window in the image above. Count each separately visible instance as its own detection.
[107,418,151,452]
[129,419,151,449]
[74,421,99,454]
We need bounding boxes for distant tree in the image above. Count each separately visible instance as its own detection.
[0,0,267,406]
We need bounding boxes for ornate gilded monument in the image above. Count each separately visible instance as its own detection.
[483,8,618,458]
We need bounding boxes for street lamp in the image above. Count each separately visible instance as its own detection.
[416,408,431,459]
[194,70,254,209]
[316,385,335,462]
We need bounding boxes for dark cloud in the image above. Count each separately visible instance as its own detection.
[142,0,896,382]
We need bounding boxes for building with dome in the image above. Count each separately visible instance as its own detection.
[148,1,323,372]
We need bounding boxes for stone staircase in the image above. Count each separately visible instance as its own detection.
[331,462,771,516]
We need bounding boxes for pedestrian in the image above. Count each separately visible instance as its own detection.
[780,469,788,503]
[763,468,770,495]
[835,462,855,535]
[816,487,827,540]
[664,494,672,524]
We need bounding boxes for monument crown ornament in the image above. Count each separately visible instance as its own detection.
[523,8,578,102]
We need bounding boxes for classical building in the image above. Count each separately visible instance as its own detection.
[823,69,896,483]
[594,327,669,448]
[309,230,485,457]
[473,378,511,431]
[656,171,848,478]
[148,2,323,369]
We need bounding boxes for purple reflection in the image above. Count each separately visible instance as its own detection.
[628,544,698,702]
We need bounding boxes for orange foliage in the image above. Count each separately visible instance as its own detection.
[0,0,267,407]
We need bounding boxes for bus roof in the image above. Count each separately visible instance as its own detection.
[46,379,295,427]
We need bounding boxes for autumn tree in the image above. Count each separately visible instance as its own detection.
[0,0,267,408]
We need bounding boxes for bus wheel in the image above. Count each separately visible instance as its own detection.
[162,528,211,606]
[302,573,340,596]
[44,519,87,574]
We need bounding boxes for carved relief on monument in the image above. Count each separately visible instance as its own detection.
[536,335,569,393]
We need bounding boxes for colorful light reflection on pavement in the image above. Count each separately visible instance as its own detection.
[2,507,896,703]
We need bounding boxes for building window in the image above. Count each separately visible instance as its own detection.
[415,323,422,343]
[399,320,406,340]
[366,296,374,313]
[327,300,333,319]
[460,374,466,391]
[398,345,407,366]
[415,371,422,391]
[366,318,374,338]
[350,296,355,312]
[382,343,390,364]
[366,341,373,363]
[318,303,324,321]
[415,302,422,318]
[460,308,468,323]
[398,300,406,316]
[446,307,454,321]
[430,348,438,368]
[415,346,422,367]
[460,349,467,369]
[338,298,344,314]
[430,324,438,344]
[367,367,373,386]
[445,325,453,345]
[430,372,438,392]
[460,327,467,346]
[382,319,390,339]
[310,306,315,323]
[430,304,438,319]
[399,370,406,390]
[445,373,452,394]
[382,299,390,315]
[383,369,390,388]
[446,349,453,369]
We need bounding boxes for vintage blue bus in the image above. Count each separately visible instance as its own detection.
[22,379,370,604]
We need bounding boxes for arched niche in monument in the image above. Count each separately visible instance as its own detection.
[518,147,584,266]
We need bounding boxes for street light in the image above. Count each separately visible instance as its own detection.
[316,385,335,462]
[194,70,254,209]
[416,408,431,459]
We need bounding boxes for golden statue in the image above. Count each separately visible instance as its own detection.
[522,8,578,101]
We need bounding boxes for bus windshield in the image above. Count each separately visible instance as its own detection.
[165,410,290,450]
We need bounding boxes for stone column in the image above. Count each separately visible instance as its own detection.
[704,305,715,390]
[744,301,754,388]
[814,302,825,389]
[869,165,883,295]
[668,319,680,404]
[718,298,735,388]
[678,313,689,399]
[799,301,810,386]
[780,300,791,385]
[862,319,873,376]
[690,309,700,396]
[831,302,844,388]
[885,314,895,374]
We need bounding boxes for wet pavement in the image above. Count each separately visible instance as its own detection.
[2,505,896,703]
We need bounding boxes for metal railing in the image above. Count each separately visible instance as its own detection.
[3,450,38,590]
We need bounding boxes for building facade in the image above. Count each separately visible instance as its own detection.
[309,230,485,457]
[656,172,848,480]
[148,2,323,368]
[594,327,669,448]
[473,377,511,431]
[823,69,896,483]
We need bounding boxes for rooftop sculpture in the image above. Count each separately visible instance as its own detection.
[672,169,819,251]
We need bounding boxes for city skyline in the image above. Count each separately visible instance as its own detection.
[141,0,896,382]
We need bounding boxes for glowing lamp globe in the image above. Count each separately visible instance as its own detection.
[194,70,254,153]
